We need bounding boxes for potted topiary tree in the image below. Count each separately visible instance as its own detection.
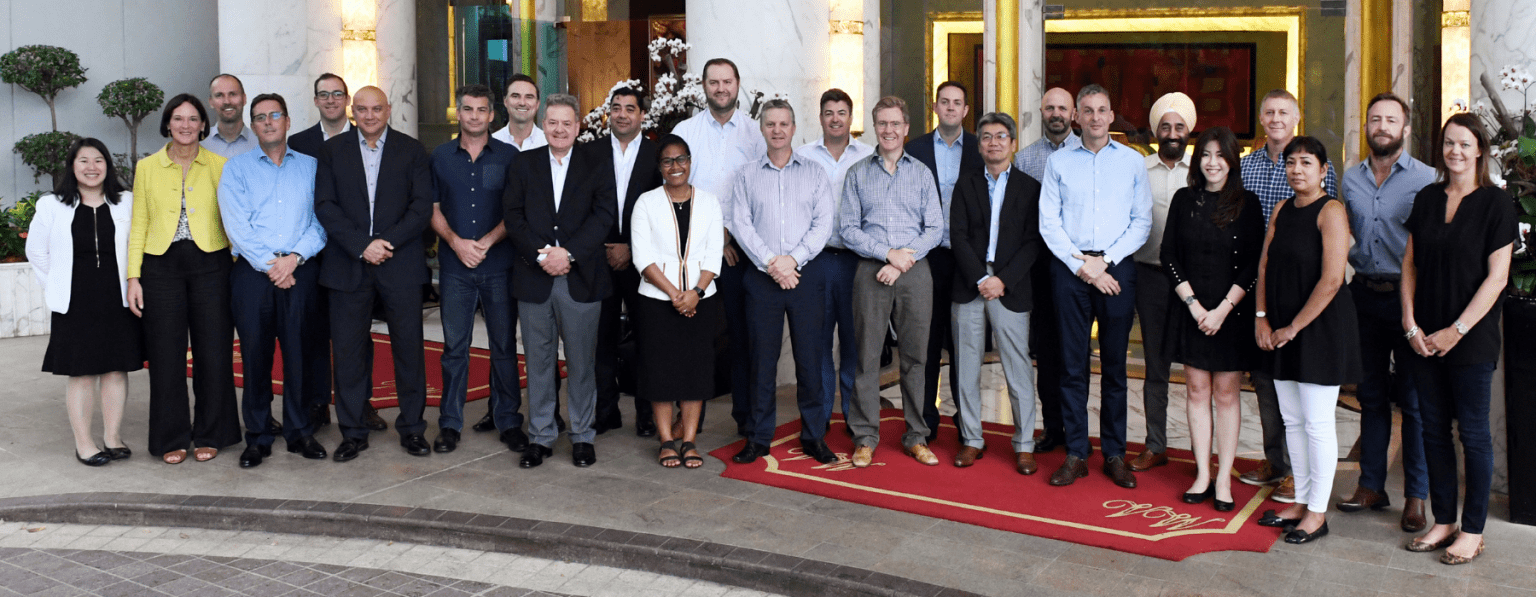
[98,77,164,186]
[1,45,87,188]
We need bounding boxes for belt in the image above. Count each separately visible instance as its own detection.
[1081,250,1106,257]
[822,246,853,256]
[1356,276,1398,293]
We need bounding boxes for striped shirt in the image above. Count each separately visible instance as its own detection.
[1013,132,1081,181]
[727,152,835,271]
[1240,144,1339,222]
[839,152,944,262]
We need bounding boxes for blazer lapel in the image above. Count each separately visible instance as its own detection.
[556,149,581,219]
[343,128,369,209]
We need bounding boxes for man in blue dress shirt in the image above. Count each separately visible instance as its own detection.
[218,93,330,468]
[1038,84,1151,489]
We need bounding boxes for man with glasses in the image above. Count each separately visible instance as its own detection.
[290,73,352,159]
[204,74,257,158]
[219,93,329,468]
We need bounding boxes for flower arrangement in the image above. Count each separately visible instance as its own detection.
[1463,64,1536,295]
[0,192,42,262]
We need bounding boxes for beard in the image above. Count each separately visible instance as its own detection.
[1044,116,1069,135]
[1157,135,1187,161]
[1368,132,1405,157]
[707,94,737,112]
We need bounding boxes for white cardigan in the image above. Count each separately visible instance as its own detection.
[25,192,134,314]
[630,186,723,301]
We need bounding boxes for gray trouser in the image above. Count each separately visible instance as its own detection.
[849,258,932,449]
[952,291,1036,451]
[520,276,601,447]
[1253,371,1292,474]
[1134,262,1172,453]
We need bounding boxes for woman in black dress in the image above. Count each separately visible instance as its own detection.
[25,138,144,466]
[1161,127,1264,511]
[630,135,724,469]
[1399,114,1515,564]
[1253,136,1361,543]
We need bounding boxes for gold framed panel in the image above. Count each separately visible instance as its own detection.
[927,12,983,131]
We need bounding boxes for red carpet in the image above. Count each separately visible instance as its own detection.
[193,333,566,409]
[710,410,1284,561]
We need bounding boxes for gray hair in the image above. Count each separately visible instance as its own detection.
[1076,84,1110,107]
[544,93,580,116]
[758,98,795,123]
[975,112,1016,140]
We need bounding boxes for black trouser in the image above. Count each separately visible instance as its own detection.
[596,265,653,427]
[141,241,241,455]
[718,249,752,431]
[1030,254,1066,439]
[921,247,961,440]
[230,257,320,446]
[328,270,428,441]
[302,254,334,415]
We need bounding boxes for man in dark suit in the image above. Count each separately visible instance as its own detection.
[904,80,983,444]
[313,86,435,462]
[503,93,617,469]
[289,73,352,159]
[584,86,662,437]
[949,112,1043,474]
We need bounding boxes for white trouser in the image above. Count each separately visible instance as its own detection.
[1274,380,1339,513]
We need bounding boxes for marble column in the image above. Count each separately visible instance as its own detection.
[218,0,344,135]
[1471,0,1536,496]
[1016,0,1043,143]
[1342,0,1361,166]
[685,0,831,146]
[377,0,417,137]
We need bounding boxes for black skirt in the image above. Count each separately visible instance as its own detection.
[42,203,145,376]
[634,293,720,403]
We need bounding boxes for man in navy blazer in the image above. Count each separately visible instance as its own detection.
[903,80,983,444]
[582,87,663,437]
[314,86,435,462]
[503,93,618,469]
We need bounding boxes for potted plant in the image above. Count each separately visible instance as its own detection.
[98,77,164,186]
[2,45,86,187]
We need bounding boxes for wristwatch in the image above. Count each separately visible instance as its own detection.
[1255,311,1267,318]
[1454,319,1469,335]
[275,251,305,266]
[1183,295,1198,306]
[693,287,706,299]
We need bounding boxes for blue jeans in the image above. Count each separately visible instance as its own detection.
[819,248,859,423]
[438,269,521,432]
[1052,258,1136,460]
[1413,358,1496,534]
[1351,281,1427,499]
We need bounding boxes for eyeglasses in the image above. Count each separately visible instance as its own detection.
[660,155,692,167]
[979,132,1012,142]
[252,111,286,123]
[315,91,347,100]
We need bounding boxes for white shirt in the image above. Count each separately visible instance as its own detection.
[360,127,389,235]
[795,137,875,249]
[611,134,642,233]
[671,109,766,213]
[492,125,547,151]
[550,149,571,213]
[322,121,352,141]
[1135,152,1189,266]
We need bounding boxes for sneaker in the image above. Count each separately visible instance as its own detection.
[1271,476,1297,503]
[1239,461,1284,486]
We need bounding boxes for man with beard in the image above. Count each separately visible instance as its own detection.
[1127,92,1195,473]
[1336,92,1435,531]
[203,74,258,158]
[492,74,547,151]
[1013,87,1079,454]
[673,58,767,436]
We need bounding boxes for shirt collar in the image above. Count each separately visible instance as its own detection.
[550,148,572,166]
[155,143,212,168]
[360,127,388,150]
[868,151,916,166]
[321,121,352,140]
[984,166,1010,185]
[758,151,804,171]
[1039,132,1080,151]
[215,124,251,144]
[1145,152,1191,171]
[258,147,300,166]
[611,133,641,155]
[934,130,963,149]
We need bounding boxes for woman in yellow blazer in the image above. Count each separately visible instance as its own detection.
[126,94,241,464]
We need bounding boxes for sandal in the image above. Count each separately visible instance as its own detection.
[192,447,219,462]
[680,442,704,469]
[658,440,682,468]
[163,449,188,465]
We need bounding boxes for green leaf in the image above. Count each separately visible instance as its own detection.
[1519,260,1536,273]
[1520,214,1536,225]
[1521,194,1536,217]
[1517,272,1536,295]
[1526,114,1536,138]
[1521,137,1536,166]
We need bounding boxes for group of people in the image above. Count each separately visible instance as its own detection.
[25,57,1513,564]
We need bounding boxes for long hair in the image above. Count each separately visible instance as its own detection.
[1435,112,1497,188]
[1187,127,1245,227]
[53,137,126,207]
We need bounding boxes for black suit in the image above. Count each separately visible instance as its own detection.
[904,130,983,440]
[950,166,1041,312]
[289,122,338,159]
[583,135,662,429]
[314,127,434,441]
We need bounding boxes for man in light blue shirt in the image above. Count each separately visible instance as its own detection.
[202,74,259,158]
[1038,84,1151,489]
[218,93,329,468]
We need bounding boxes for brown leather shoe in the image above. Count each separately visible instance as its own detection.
[1102,456,1138,488]
[1239,461,1284,486]
[1337,486,1390,512]
[1401,497,1427,532]
[906,443,940,466]
[1049,455,1088,486]
[1014,452,1038,475]
[850,445,875,468]
[1271,476,1296,503]
[1126,450,1168,472]
[954,446,984,467]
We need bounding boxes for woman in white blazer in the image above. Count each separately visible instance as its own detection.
[25,138,144,466]
[630,134,724,469]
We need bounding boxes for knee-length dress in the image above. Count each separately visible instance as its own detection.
[42,203,145,376]
[1160,188,1264,372]
[635,198,721,402]
[1263,195,1361,385]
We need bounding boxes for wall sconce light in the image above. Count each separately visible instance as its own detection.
[343,0,379,89]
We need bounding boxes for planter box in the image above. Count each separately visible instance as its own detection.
[0,261,49,338]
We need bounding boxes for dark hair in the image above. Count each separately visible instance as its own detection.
[609,86,647,110]
[1435,112,1497,188]
[936,80,968,101]
[208,73,244,94]
[53,138,126,206]
[505,73,538,97]
[159,94,211,140]
[819,88,853,111]
[975,112,1016,140]
[1282,135,1329,169]
[702,58,740,82]
[249,93,288,120]
[456,84,494,104]
[314,73,348,95]
[1366,92,1411,120]
[1188,127,1246,227]
[656,133,690,159]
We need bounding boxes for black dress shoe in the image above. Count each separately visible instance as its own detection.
[104,445,132,460]
[287,436,328,460]
[1183,485,1216,504]
[472,413,497,432]
[556,413,568,433]
[364,407,388,431]
[520,444,553,468]
[1033,431,1065,454]
[592,414,622,435]
[1257,509,1302,528]
[572,442,597,467]
[500,428,530,452]
[268,416,284,435]
[732,442,770,464]
[1284,521,1329,544]
[434,428,460,453]
[1214,497,1236,512]
[801,438,837,464]
[76,450,111,467]
[401,433,431,456]
[635,418,657,438]
[308,403,332,429]
[239,444,271,468]
[334,437,369,462]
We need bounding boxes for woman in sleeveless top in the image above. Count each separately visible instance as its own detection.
[1252,136,1361,543]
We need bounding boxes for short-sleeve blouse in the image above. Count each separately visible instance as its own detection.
[1404,184,1518,365]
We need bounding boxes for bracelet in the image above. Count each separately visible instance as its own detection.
[1223,297,1237,309]
[1405,326,1420,340]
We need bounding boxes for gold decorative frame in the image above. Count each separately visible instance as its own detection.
[927,12,983,130]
